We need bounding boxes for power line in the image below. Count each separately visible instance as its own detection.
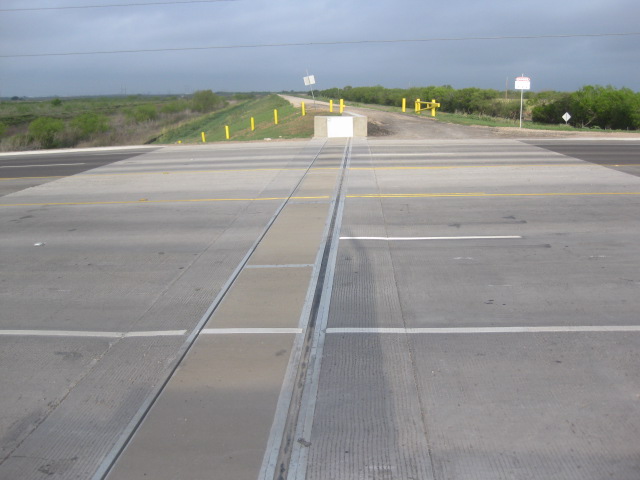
[1,32,638,58]
[0,0,235,12]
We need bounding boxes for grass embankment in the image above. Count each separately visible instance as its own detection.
[435,112,577,131]
[155,95,318,144]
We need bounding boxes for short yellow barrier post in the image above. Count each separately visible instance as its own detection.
[274,109,279,125]
[415,99,441,116]
[250,117,255,131]
[339,99,344,114]
[301,102,306,116]
[329,100,333,113]
[402,98,406,113]
[429,99,440,117]
[225,125,230,140]
[201,132,206,142]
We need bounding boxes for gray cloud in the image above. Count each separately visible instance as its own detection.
[1,0,639,97]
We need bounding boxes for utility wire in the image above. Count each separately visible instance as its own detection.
[0,0,235,12]
[1,32,638,58]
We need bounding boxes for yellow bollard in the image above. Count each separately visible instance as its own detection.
[225,125,230,140]
[415,99,420,114]
[431,99,438,117]
[274,109,278,125]
[201,132,206,143]
[402,98,406,113]
[250,117,255,131]
[301,102,306,116]
[329,100,333,113]
[339,99,344,114]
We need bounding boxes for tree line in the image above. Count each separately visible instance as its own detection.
[319,85,640,130]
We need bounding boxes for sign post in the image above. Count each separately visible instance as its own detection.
[303,72,316,105]
[514,75,531,128]
[562,112,571,125]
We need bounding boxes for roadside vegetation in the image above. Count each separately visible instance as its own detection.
[0,90,229,151]
[154,94,318,143]
[319,84,640,131]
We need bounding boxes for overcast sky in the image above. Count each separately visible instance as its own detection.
[1,0,639,97]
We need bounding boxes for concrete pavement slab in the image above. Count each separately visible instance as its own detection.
[248,203,330,266]
[206,266,313,329]
[106,335,295,480]
[410,332,640,479]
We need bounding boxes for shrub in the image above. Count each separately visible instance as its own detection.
[28,117,65,148]
[160,100,190,114]
[127,105,158,123]
[70,113,110,138]
[191,90,225,113]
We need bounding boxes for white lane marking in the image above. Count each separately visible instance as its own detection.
[340,235,522,241]
[201,328,303,334]
[245,264,314,269]
[0,163,86,168]
[0,330,187,338]
[327,326,640,334]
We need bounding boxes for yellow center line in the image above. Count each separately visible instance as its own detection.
[350,163,610,170]
[348,192,640,199]
[5,163,636,181]
[0,176,64,181]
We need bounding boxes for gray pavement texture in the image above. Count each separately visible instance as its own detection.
[1,134,639,480]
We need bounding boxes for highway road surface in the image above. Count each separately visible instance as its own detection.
[1,133,639,479]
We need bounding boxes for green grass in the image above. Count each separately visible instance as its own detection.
[154,95,318,144]
[435,112,575,130]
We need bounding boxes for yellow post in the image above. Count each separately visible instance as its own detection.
[329,100,334,113]
[402,98,406,113]
[274,109,278,125]
[415,99,420,114]
[301,102,306,116]
[225,125,230,140]
[339,99,344,114]
[201,132,206,142]
[250,117,255,131]
[431,99,440,117]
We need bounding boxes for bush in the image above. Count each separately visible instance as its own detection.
[191,90,225,112]
[532,93,571,124]
[0,122,6,137]
[160,100,190,114]
[127,105,158,123]
[70,113,110,138]
[532,85,640,129]
[28,117,65,148]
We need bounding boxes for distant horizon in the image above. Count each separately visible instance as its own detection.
[3,82,639,101]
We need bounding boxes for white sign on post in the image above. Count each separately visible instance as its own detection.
[515,76,531,90]
[303,75,316,86]
[562,112,571,123]
[514,75,531,128]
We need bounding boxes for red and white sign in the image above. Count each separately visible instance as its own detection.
[515,76,531,90]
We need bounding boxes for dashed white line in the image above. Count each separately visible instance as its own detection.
[327,326,640,334]
[0,329,187,338]
[0,163,86,168]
